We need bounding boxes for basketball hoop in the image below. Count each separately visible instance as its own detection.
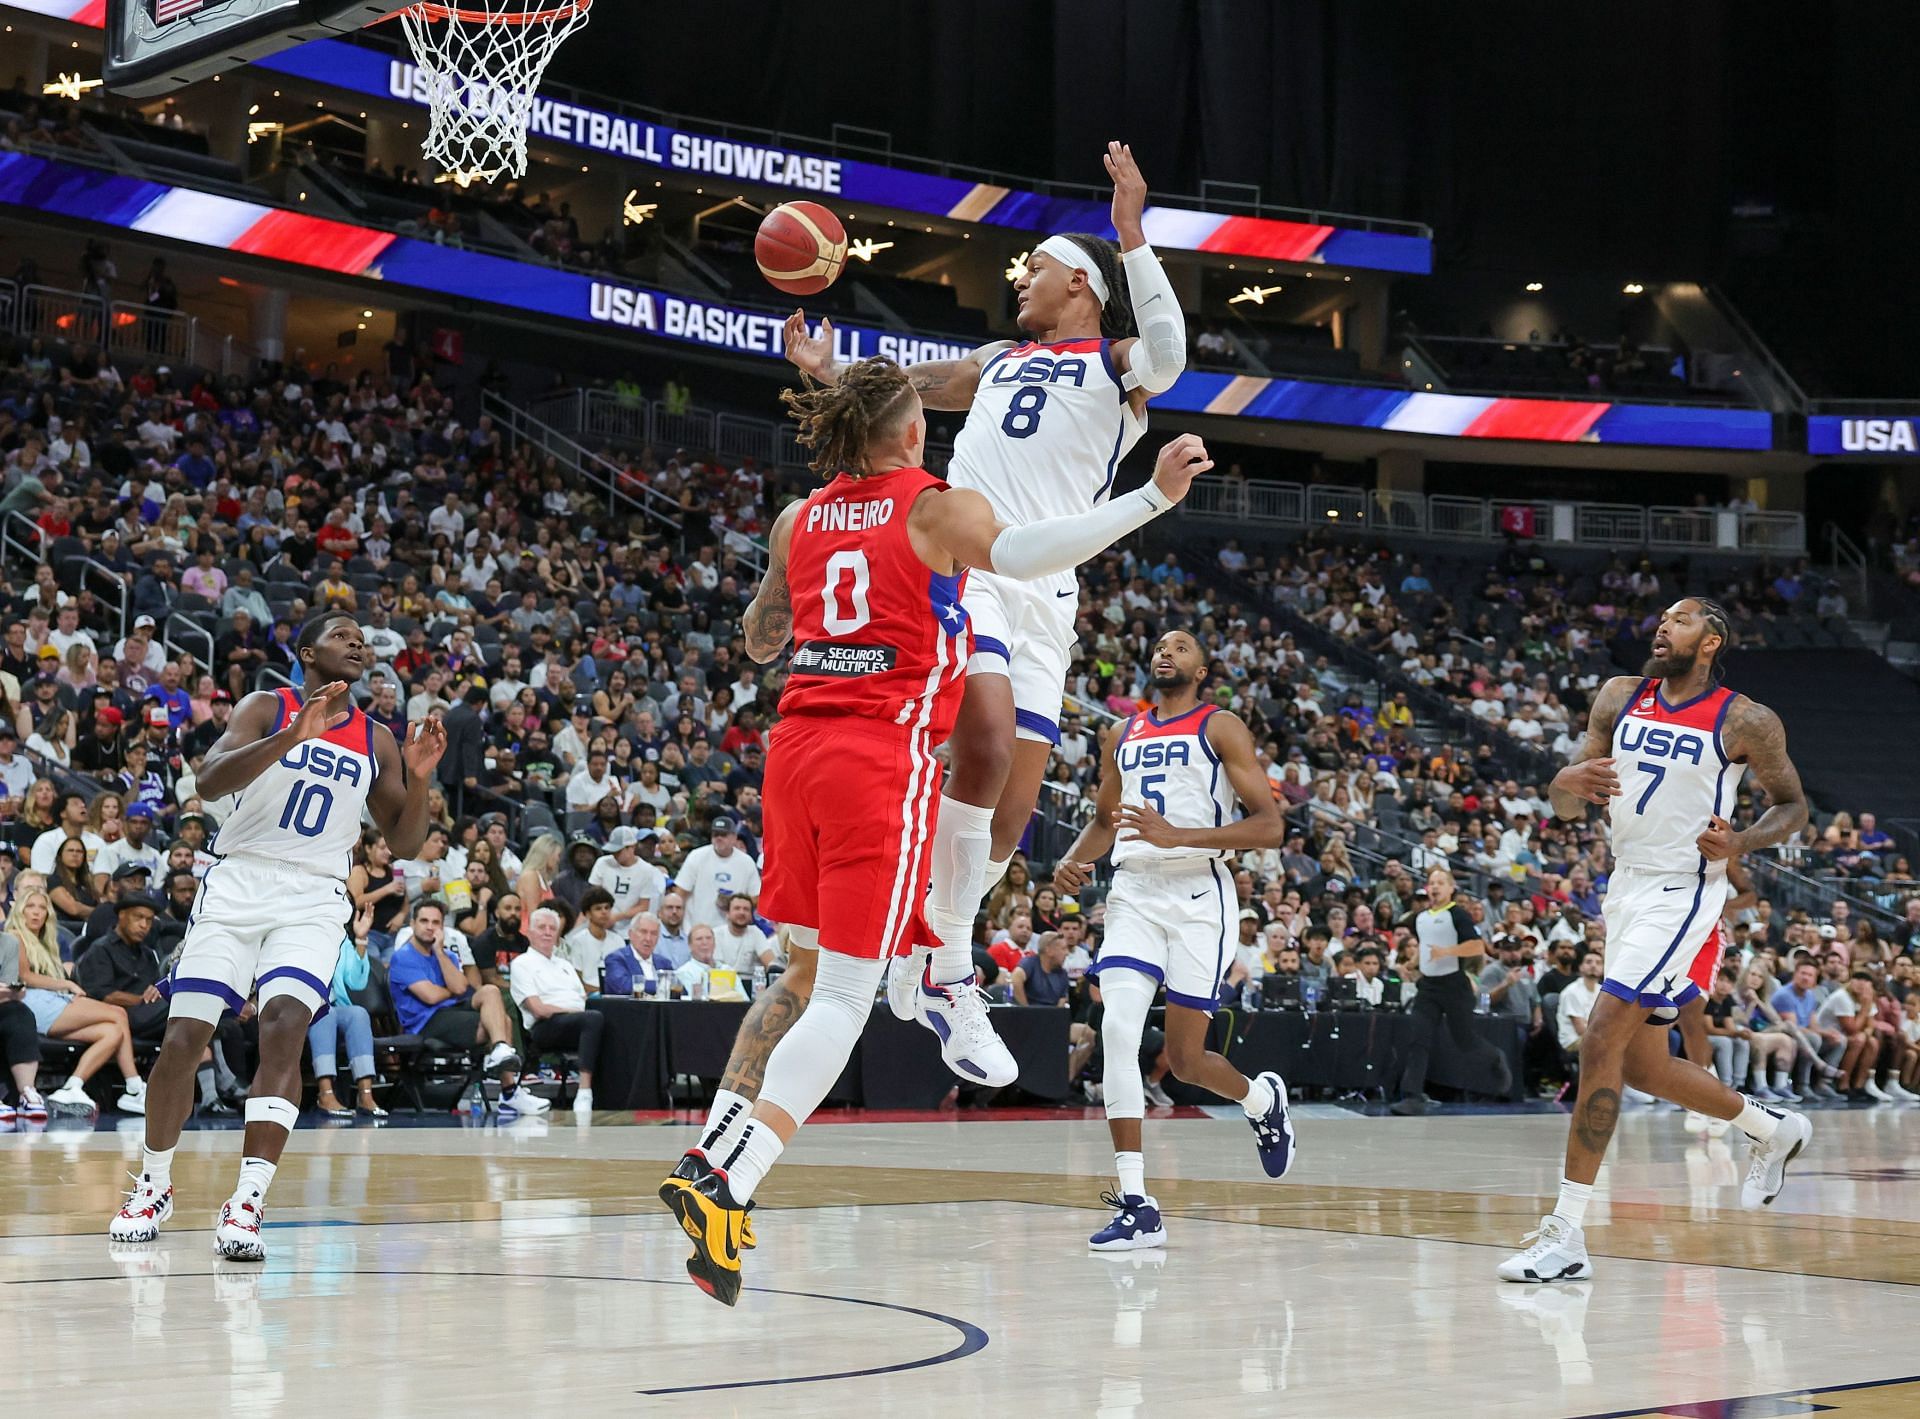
[398,0,592,183]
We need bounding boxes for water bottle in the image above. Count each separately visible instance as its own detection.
[466,1080,486,1120]
[752,959,768,999]
[1477,990,1492,1016]
[1303,980,1320,1013]
[1243,978,1263,1013]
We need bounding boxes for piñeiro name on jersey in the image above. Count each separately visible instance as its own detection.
[1111,703,1237,868]
[209,688,379,881]
[1607,678,1744,876]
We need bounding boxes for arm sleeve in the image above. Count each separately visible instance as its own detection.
[1119,245,1187,395]
[988,482,1174,581]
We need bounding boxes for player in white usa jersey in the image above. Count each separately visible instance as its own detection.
[1499,598,1814,1285]
[785,142,1189,1082]
[1054,631,1296,1250]
[110,613,446,1262]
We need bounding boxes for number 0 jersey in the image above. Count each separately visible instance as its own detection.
[777,465,970,743]
[210,687,378,881]
[1607,678,1744,877]
[1110,703,1238,869]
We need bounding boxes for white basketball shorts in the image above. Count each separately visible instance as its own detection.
[1089,856,1234,1011]
[962,568,1077,744]
[1599,864,1730,1012]
[164,854,351,1023]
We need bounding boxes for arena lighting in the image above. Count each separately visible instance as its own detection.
[846,238,894,263]
[1525,281,1544,292]
[44,73,104,100]
[621,191,658,225]
[1623,282,1645,294]
[1229,285,1284,306]
[248,122,284,145]
[1004,250,1030,283]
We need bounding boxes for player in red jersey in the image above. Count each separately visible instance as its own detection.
[658,356,1213,1305]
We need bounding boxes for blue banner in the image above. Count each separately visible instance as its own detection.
[1808,415,1920,457]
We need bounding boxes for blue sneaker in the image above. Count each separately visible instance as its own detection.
[1248,1071,1297,1178]
[1088,1191,1166,1252]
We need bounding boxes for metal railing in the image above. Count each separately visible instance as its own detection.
[1179,475,1806,554]
[481,388,691,541]
[107,299,195,365]
[19,283,106,347]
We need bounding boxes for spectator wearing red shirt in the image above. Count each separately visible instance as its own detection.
[35,497,71,540]
[315,508,360,560]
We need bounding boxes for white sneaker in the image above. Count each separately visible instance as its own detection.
[500,1087,550,1115]
[481,1042,519,1071]
[887,947,929,1022]
[17,1088,48,1121]
[571,1088,594,1115]
[1884,1080,1919,1102]
[1683,1110,1709,1134]
[915,967,1018,1087]
[47,1079,95,1115]
[1740,1109,1812,1209]
[1496,1214,1593,1283]
[1706,1116,1731,1138]
[116,1080,148,1115]
[109,1174,175,1243]
[1863,1080,1892,1103]
[214,1194,267,1262]
[1143,1078,1175,1109]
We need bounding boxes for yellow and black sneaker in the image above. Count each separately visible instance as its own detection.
[661,1148,757,1249]
[662,1168,749,1306]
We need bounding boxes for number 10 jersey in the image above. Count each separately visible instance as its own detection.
[210,687,379,881]
[777,465,971,745]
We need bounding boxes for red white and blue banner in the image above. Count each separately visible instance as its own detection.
[3,0,1432,275]
[0,150,1773,450]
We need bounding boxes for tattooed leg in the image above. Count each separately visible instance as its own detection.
[1562,991,1640,1185]
[718,947,817,1101]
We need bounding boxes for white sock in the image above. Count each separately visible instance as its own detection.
[235,1156,277,1202]
[1115,1150,1146,1201]
[574,1087,593,1105]
[699,1089,752,1155]
[1239,1073,1275,1119]
[1732,1097,1782,1143]
[142,1146,174,1190]
[1553,1177,1594,1228]
[1772,1071,1791,1091]
[721,1120,785,1204]
[123,1076,146,1095]
[926,798,998,984]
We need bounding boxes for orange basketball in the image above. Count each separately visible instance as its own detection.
[755,201,848,296]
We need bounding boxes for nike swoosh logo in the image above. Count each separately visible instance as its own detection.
[1191,890,1209,899]
[1056,590,1076,598]
[1662,885,1691,893]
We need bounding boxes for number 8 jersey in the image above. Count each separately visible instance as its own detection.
[777,465,971,742]
[1607,678,1744,877]
[210,687,379,880]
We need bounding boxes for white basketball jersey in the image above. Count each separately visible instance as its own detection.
[951,336,1147,532]
[1607,678,1744,877]
[211,688,378,881]
[1111,704,1237,868]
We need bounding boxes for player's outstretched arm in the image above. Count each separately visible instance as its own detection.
[1101,141,1186,406]
[193,683,350,800]
[914,433,1213,578]
[367,718,447,860]
[1113,711,1283,852]
[1701,698,1808,861]
[783,309,1004,411]
[1053,723,1126,897]
[1547,674,1637,821]
[743,501,802,664]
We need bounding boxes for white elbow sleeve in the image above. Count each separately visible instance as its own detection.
[988,483,1172,580]
[1120,244,1186,394]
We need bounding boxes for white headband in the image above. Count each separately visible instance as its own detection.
[1034,235,1110,304]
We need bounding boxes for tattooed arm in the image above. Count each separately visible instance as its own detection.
[1548,674,1637,821]
[743,501,802,664]
[782,309,1007,411]
[1700,697,1808,859]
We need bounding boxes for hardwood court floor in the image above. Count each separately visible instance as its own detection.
[3,1103,1918,1417]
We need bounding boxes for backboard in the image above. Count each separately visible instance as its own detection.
[103,0,408,97]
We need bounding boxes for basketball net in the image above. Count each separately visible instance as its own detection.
[398,0,592,183]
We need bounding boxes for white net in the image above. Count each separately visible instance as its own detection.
[399,0,593,183]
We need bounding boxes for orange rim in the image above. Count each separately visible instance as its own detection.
[402,0,589,24]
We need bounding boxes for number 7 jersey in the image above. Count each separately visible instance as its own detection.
[776,465,971,743]
[210,687,379,881]
[1607,678,1744,877]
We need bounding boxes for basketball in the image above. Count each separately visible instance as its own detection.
[755,201,848,296]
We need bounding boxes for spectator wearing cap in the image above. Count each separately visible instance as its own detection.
[550,835,603,911]
[588,825,665,927]
[173,812,218,876]
[671,816,761,933]
[114,615,167,684]
[72,889,171,1044]
[95,802,164,881]
[0,725,31,800]
[78,859,155,949]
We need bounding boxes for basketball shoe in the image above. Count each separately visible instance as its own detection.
[1089,1191,1167,1251]
[17,1087,48,1122]
[1496,1214,1593,1283]
[660,1163,748,1306]
[109,1174,175,1243]
[214,1193,268,1262]
[915,966,1018,1087]
[1247,1071,1297,1178]
[1740,1109,1812,1209]
[663,1150,756,1249]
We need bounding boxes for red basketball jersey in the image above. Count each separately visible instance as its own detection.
[777,465,970,742]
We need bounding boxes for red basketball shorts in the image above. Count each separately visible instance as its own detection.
[757,714,942,959]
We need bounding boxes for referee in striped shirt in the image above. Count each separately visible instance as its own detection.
[1391,867,1513,1115]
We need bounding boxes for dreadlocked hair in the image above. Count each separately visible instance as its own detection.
[1695,596,1734,682]
[779,356,916,478]
[1060,232,1134,339]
